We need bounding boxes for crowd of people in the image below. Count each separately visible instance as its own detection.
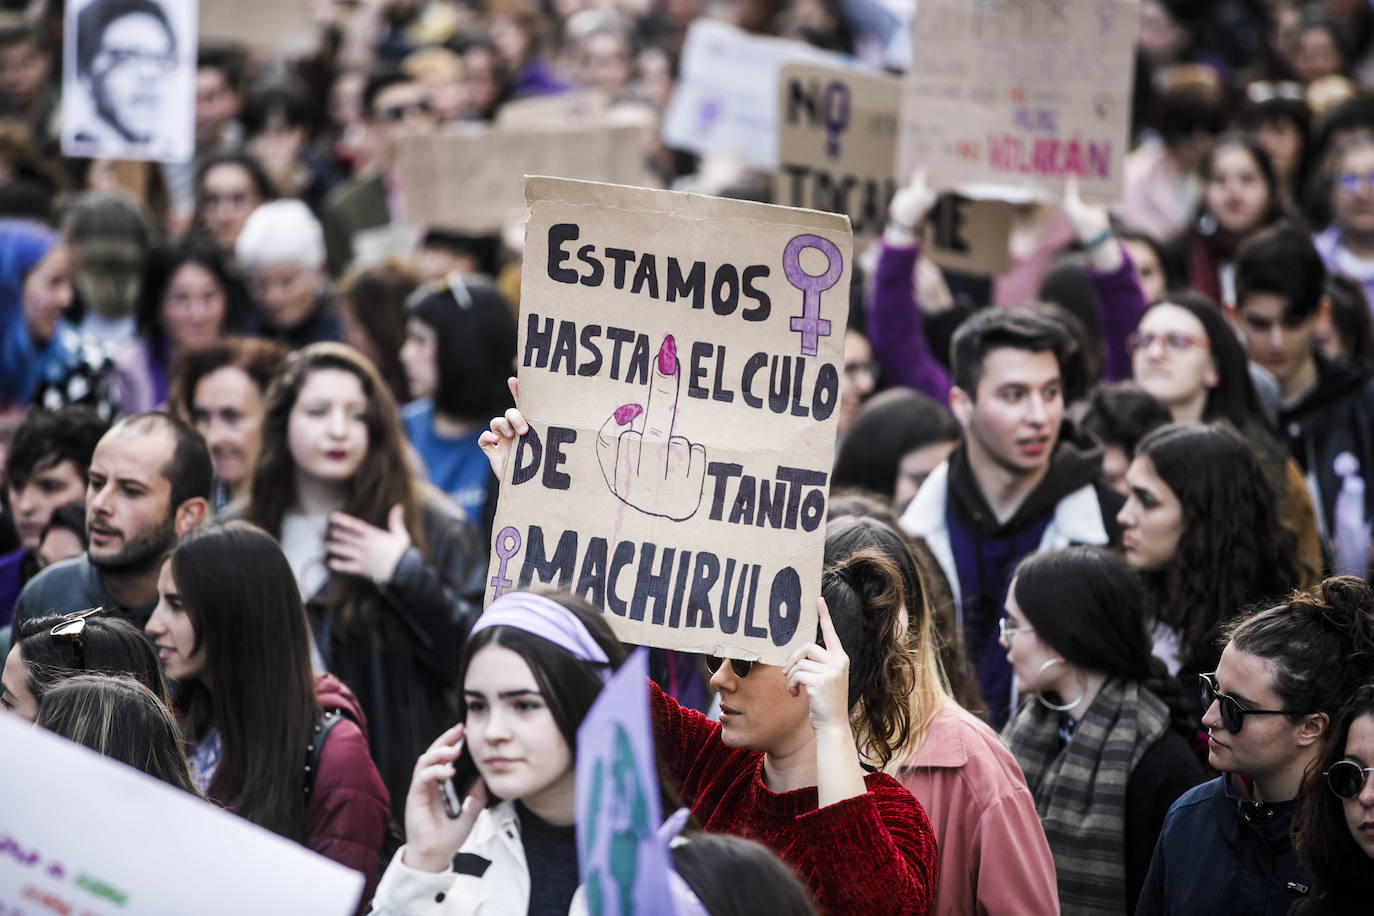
[7,0,1374,914]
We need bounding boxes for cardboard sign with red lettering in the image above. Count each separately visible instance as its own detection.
[485,177,852,664]
[897,0,1138,203]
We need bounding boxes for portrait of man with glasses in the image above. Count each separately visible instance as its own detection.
[62,0,194,162]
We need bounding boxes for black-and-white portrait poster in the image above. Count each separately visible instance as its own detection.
[61,0,196,163]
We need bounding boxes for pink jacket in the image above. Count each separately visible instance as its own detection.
[897,701,1059,916]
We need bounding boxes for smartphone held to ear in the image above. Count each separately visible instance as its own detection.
[441,737,480,819]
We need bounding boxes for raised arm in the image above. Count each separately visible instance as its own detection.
[1062,176,1147,383]
[870,170,952,404]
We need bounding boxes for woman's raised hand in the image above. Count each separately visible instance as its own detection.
[478,377,527,477]
[884,167,939,244]
[782,597,853,738]
[401,723,489,874]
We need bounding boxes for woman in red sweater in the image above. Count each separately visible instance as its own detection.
[482,392,939,915]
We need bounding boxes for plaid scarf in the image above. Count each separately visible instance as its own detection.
[1003,677,1170,915]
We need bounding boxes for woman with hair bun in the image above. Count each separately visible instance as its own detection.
[1000,546,1205,915]
[1137,576,1374,916]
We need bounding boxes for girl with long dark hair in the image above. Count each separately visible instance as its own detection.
[1117,423,1302,695]
[146,522,389,904]
[238,342,482,816]
[1000,546,1205,914]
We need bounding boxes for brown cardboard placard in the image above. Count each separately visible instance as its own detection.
[897,0,1138,203]
[393,125,660,234]
[200,0,316,56]
[922,195,1015,275]
[496,90,609,129]
[485,177,852,663]
[774,63,901,250]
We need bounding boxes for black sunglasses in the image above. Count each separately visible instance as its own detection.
[378,100,432,122]
[1325,760,1374,800]
[1199,672,1296,734]
[705,656,754,679]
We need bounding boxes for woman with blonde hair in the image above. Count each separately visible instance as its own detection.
[826,511,1059,916]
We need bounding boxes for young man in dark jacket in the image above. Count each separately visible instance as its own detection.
[1233,224,1374,547]
[899,307,1123,726]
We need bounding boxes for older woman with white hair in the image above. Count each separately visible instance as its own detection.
[236,199,343,348]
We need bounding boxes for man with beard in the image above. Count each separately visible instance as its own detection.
[11,412,210,631]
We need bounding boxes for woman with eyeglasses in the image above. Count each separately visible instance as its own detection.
[1136,576,1374,916]
[1314,134,1374,311]
[1,611,165,722]
[1070,186,1325,581]
[1290,683,1374,914]
[998,546,1205,915]
[479,407,939,914]
[1116,423,1304,709]
[146,522,390,910]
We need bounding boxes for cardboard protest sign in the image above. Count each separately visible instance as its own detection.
[662,20,857,172]
[199,0,316,56]
[774,63,901,249]
[394,125,659,234]
[485,177,851,663]
[497,90,609,129]
[576,648,674,915]
[0,713,363,916]
[62,0,197,164]
[897,0,1138,203]
[774,64,1011,272]
[922,195,1015,275]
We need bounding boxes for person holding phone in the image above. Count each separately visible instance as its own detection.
[146,522,389,911]
[479,382,939,915]
[369,589,628,914]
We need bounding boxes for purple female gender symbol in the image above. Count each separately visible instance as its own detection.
[822,81,851,160]
[782,234,843,357]
[489,526,522,599]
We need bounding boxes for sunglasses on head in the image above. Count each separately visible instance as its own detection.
[49,607,105,671]
[1325,760,1374,799]
[1199,672,1296,734]
[705,656,754,679]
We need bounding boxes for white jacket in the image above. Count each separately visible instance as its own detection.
[369,801,586,916]
[898,460,1112,631]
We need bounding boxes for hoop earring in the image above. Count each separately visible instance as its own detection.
[1033,657,1084,713]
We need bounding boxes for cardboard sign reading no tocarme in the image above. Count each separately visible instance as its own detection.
[897,0,1139,203]
[774,62,1014,273]
[485,177,852,664]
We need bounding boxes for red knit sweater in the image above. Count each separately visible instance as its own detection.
[650,682,938,915]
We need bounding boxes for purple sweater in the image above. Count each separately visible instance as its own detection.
[868,240,1145,397]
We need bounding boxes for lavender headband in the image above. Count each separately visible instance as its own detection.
[470,592,611,679]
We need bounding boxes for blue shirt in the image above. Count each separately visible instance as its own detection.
[402,399,492,524]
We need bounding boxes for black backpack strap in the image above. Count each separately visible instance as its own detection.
[304,710,345,798]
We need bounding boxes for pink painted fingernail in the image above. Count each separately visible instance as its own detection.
[657,334,678,375]
[614,403,644,425]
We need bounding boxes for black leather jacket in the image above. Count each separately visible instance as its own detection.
[1279,351,1374,539]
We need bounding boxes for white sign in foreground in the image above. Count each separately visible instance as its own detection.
[0,714,364,916]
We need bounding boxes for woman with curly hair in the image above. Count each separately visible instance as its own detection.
[236,342,483,815]
[1291,683,1374,914]
[1116,423,1302,715]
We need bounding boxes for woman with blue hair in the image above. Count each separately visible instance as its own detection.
[0,219,79,410]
